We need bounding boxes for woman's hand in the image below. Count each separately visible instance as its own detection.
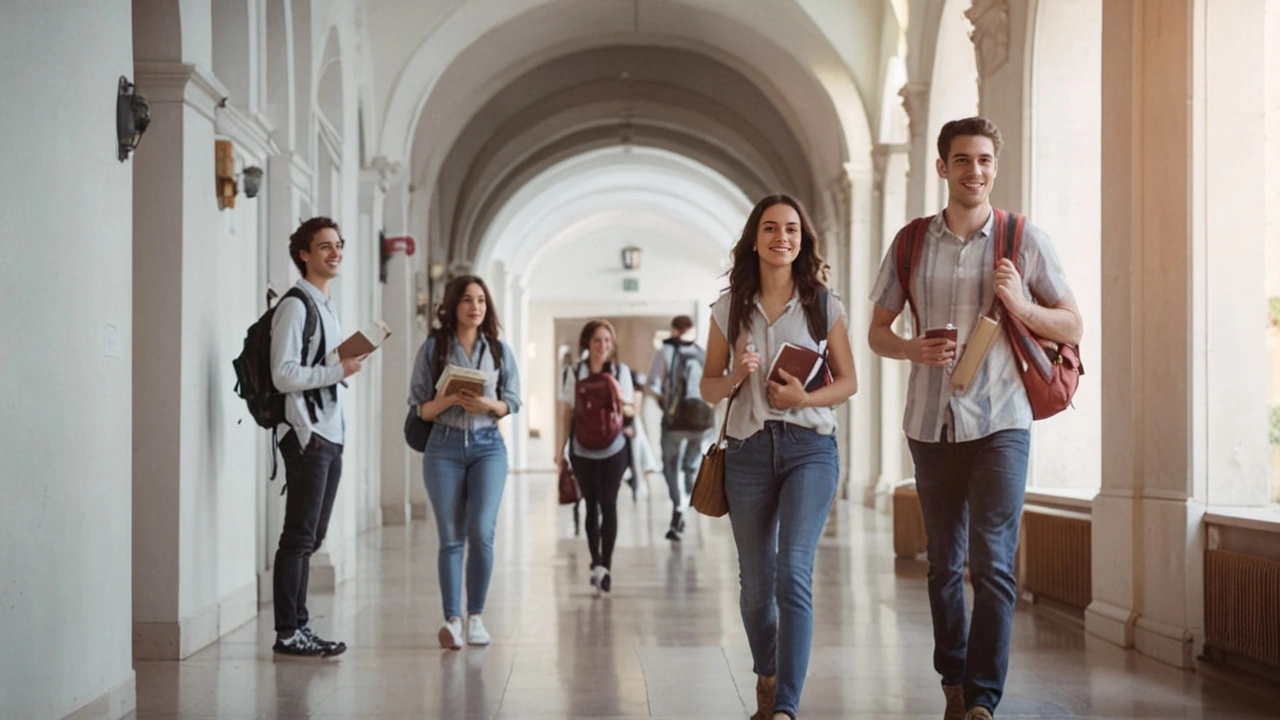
[456,390,494,415]
[732,337,762,384]
[767,368,808,409]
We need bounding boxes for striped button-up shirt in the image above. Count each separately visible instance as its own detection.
[869,211,1072,443]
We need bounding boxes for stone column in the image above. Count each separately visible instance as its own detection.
[968,0,1029,211]
[899,82,932,220]
[132,61,229,659]
[871,144,911,509]
[1083,0,1264,668]
[378,168,414,525]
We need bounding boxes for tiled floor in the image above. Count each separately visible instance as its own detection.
[130,469,1280,719]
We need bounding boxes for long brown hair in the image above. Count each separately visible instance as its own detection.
[432,275,501,373]
[725,194,829,347]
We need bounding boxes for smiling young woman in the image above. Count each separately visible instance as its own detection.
[699,194,859,720]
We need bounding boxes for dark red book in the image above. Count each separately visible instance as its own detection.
[766,342,826,387]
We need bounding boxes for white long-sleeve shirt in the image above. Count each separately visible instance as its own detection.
[270,278,345,448]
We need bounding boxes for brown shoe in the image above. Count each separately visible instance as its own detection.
[750,674,775,720]
[942,684,966,720]
[964,707,993,720]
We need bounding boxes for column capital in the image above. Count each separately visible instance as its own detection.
[966,0,1011,92]
[898,82,930,139]
[134,62,227,123]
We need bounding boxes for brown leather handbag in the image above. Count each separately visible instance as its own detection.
[689,386,739,517]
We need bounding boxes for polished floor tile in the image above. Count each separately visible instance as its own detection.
[128,466,1280,719]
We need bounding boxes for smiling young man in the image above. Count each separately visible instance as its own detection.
[868,118,1082,719]
[269,217,367,658]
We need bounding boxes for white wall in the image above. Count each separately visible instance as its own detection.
[522,231,723,456]
[0,2,136,718]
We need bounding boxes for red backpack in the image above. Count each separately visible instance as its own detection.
[573,362,625,450]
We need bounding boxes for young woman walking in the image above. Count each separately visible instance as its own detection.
[700,194,858,719]
[409,275,521,649]
[557,319,635,596]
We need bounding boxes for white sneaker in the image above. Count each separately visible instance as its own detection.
[589,565,604,594]
[438,617,463,650]
[467,615,491,646]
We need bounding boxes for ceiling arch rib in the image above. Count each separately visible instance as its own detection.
[379,0,873,262]
[476,146,752,278]
[463,126,773,262]
[433,45,814,263]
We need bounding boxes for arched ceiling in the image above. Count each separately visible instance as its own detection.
[438,46,811,262]
[476,146,751,278]
[374,0,876,269]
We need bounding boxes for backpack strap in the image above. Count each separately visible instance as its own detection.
[992,209,1054,382]
[282,287,324,424]
[894,217,932,335]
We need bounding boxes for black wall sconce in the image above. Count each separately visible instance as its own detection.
[379,230,417,283]
[117,76,150,161]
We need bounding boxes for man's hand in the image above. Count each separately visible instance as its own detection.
[767,369,807,409]
[995,258,1031,319]
[905,337,955,366]
[341,353,369,378]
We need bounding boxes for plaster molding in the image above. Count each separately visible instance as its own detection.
[134,62,228,123]
[966,0,1010,89]
[898,83,930,139]
[215,103,277,163]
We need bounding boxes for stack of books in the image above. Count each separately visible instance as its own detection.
[435,365,488,396]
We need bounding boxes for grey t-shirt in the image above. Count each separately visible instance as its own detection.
[710,289,847,439]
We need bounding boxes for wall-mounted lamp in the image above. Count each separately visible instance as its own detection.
[379,231,416,283]
[117,76,150,161]
[242,166,264,198]
[621,245,642,270]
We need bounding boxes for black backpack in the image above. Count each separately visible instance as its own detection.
[232,287,325,479]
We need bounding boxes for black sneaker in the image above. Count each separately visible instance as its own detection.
[300,626,347,656]
[665,511,684,542]
[599,568,612,594]
[273,629,327,657]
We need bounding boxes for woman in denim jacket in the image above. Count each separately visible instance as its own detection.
[700,194,858,720]
[409,275,521,650]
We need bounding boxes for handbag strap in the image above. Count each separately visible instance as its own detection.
[715,384,742,445]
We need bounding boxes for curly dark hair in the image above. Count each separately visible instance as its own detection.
[288,217,343,276]
[937,116,1004,161]
[430,275,502,374]
[725,194,829,348]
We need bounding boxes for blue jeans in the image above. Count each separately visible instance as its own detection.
[423,424,508,620]
[908,428,1030,713]
[725,422,839,719]
[660,428,707,510]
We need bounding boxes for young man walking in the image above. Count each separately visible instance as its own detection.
[644,315,713,541]
[270,217,366,658]
[868,118,1082,719]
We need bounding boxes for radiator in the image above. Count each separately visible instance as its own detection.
[1204,549,1280,667]
[1020,505,1092,611]
[893,485,927,559]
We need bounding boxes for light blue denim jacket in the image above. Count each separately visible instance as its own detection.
[408,334,522,431]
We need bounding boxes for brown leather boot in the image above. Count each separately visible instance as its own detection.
[942,684,966,720]
[750,674,776,720]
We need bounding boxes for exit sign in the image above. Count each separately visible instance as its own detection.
[623,278,639,292]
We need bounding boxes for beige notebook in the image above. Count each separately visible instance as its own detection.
[950,315,1000,392]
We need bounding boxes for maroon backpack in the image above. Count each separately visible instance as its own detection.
[573,362,625,450]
